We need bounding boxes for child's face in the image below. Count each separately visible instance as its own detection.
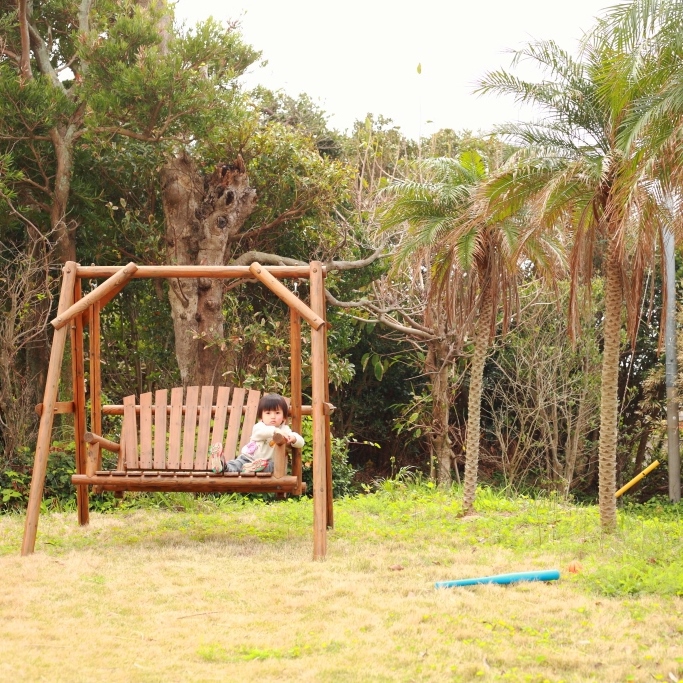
[262,407,285,427]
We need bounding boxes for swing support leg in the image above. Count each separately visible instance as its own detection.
[310,261,328,560]
[21,262,78,556]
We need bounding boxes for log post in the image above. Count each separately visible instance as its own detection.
[310,261,328,560]
[21,262,78,555]
[89,301,102,472]
[273,442,288,479]
[290,308,303,494]
[322,293,333,529]
[71,279,89,525]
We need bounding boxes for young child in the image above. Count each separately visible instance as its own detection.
[210,393,304,474]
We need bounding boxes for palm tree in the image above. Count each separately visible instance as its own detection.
[477,9,683,529]
[382,151,562,511]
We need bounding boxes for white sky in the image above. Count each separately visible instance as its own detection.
[174,0,614,141]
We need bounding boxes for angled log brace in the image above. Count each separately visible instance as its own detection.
[51,262,138,330]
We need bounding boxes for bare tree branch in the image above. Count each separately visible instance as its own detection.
[230,251,306,267]
[27,23,64,92]
[325,244,392,272]
[0,187,48,244]
[324,290,437,340]
[229,205,308,243]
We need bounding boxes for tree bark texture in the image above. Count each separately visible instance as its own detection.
[18,0,32,84]
[462,288,494,513]
[426,339,452,485]
[50,127,78,264]
[161,153,257,386]
[597,251,622,531]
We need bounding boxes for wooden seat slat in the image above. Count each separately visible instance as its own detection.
[123,395,138,469]
[153,389,168,469]
[194,386,214,470]
[72,473,303,494]
[211,386,231,455]
[181,386,199,469]
[240,389,261,452]
[167,387,183,469]
[139,392,153,468]
[224,387,245,461]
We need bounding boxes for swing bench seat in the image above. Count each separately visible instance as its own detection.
[71,385,305,495]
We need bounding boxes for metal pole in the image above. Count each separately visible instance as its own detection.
[664,229,681,503]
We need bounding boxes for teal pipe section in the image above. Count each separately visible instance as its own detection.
[435,569,560,589]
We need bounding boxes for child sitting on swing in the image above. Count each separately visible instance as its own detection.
[210,393,304,474]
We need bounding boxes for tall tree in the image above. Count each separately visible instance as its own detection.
[381,152,562,502]
[478,13,683,528]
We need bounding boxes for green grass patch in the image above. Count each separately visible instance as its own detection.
[2,484,683,598]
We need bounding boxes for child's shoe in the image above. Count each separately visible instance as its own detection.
[242,458,270,474]
[209,442,225,473]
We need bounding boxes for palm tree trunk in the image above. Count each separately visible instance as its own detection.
[598,252,622,531]
[429,339,452,486]
[462,288,494,513]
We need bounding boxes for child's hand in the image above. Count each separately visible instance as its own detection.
[288,434,297,445]
[269,430,287,447]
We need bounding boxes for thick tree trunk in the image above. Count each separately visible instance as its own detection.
[161,153,256,386]
[50,124,81,264]
[426,339,452,486]
[462,288,494,514]
[18,0,32,84]
[597,251,622,531]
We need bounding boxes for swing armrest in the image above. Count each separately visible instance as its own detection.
[84,432,121,453]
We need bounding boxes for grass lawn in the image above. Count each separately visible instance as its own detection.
[1,486,682,682]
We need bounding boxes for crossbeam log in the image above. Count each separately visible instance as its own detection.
[76,265,317,279]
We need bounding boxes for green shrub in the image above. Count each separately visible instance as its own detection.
[299,417,357,497]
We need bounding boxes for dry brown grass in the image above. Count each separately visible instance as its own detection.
[1,502,682,683]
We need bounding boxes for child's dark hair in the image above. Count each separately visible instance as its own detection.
[257,393,289,419]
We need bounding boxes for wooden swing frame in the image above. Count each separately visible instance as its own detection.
[21,261,333,560]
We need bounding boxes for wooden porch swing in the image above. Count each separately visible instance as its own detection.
[21,261,333,560]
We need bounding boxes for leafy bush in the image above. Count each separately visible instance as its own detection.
[0,441,80,512]
[299,417,357,498]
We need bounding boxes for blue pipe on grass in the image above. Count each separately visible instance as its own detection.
[435,569,560,589]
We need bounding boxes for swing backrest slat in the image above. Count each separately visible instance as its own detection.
[167,387,183,469]
[139,392,153,469]
[181,386,199,469]
[153,389,167,469]
[223,387,246,463]
[240,389,261,452]
[211,386,231,452]
[194,385,214,470]
[123,394,138,469]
